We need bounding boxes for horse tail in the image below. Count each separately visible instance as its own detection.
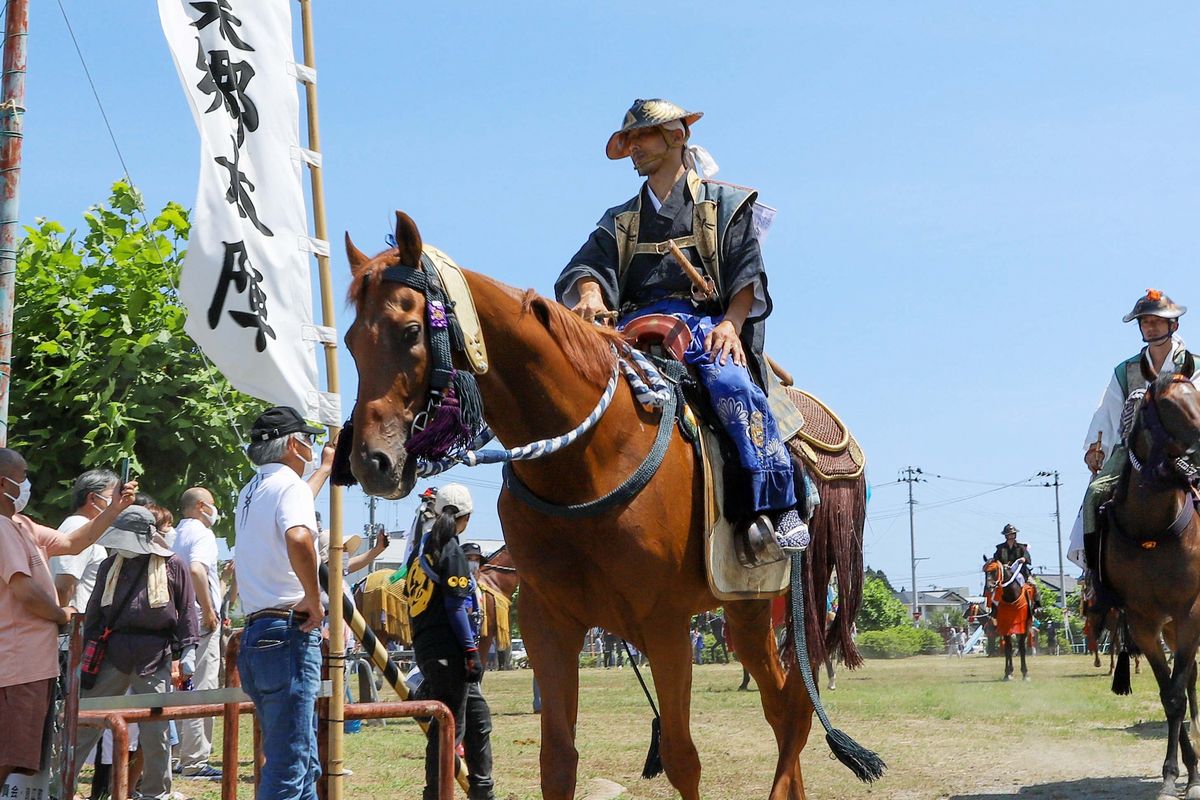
[804,470,868,669]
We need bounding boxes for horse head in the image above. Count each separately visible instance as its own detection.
[982,557,1002,602]
[1128,373,1200,490]
[339,212,434,498]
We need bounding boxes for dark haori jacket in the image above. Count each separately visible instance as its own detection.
[555,169,773,388]
[83,552,200,677]
[993,542,1032,572]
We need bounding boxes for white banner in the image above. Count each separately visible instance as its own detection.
[158,0,338,424]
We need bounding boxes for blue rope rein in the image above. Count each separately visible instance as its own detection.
[417,346,672,478]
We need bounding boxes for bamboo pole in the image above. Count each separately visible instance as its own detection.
[0,0,29,446]
[297,2,345,798]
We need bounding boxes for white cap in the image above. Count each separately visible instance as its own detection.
[434,483,473,518]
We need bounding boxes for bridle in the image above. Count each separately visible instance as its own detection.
[1127,374,1200,490]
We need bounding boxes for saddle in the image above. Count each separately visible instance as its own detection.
[622,315,866,599]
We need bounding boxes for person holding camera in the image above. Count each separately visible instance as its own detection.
[0,448,137,789]
[404,483,495,800]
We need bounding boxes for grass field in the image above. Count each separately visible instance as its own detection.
[152,653,1182,799]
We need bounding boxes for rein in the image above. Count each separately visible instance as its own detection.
[362,255,683,516]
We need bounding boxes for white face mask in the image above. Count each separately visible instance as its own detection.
[90,492,112,515]
[4,476,31,514]
[201,505,221,527]
[300,437,321,479]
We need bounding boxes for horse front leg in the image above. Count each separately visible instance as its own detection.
[1003,636,1013,681]
[1129,618,1182,799]
[643,617,702,800]
[1020,635,1029,681]
[726,599,811,800]
[520,590,585,800]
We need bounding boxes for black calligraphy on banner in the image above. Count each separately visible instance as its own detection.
[214,136,272,236]
[207,240,277,352]
[189,0,253,51]
[194,41,259,145]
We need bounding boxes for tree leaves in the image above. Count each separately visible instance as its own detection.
[10,181,260,540]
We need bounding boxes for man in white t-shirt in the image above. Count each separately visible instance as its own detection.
[172,485,223,778]
[50,469,120,609]
[234,406,327,800]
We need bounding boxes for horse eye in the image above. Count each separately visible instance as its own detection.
[401,323,422,345]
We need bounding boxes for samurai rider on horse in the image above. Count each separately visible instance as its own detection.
[992,523,1033,586]
[555,98,807,562]
[1067,290,1200,604]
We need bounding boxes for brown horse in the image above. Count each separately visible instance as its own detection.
[1101,373,1200,800]
[338,212,867,800]
[982,558,1036,681]
[476,545,519,670]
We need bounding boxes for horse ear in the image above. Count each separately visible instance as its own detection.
[394,210,424,268]
[345,232,370,274]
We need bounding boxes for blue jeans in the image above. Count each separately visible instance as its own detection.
[623,299,797,513]
[238,617,322,800]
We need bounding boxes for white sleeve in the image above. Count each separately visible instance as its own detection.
[50,551,84,580]
[277,482,318,541]
[1083,373,1124,460]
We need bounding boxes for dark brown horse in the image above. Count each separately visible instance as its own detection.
[476,545,519,670]
[339,213,867,800]
[982,558,1035,681]
[1102,373,1200,800]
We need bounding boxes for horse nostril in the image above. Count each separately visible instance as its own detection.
[368,451,392,475]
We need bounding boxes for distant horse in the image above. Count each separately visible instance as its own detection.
[982,557,1036,681]
[1101,374,1200,800]
[476,545,519,670]
[337,212,868,800]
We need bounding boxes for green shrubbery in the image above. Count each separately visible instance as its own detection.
[857,625,946,658]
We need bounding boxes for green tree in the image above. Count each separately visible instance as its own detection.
[9,182,260,538]
[857,575,911,631]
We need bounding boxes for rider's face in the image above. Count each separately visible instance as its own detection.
[628,126,681,177]
[1139,316,1172,344]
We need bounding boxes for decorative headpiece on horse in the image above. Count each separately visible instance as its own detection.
[331,248,485,487]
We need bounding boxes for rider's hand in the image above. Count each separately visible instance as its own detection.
[570,280,610,325]
[704,320,746,367]
[1084,445,1105,473]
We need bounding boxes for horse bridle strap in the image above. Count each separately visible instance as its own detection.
[379,254,456,409]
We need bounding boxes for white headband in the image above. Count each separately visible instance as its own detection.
[661,120,720,178]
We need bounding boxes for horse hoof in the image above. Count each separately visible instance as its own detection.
[1002,675,1011,681]
[1186,783,1200,800]
[1023,675,1031,682]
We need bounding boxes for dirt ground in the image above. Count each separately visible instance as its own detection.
[158,651,1185,799]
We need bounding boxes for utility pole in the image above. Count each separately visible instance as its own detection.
[0,0,29,447]
[1038,470,1067,611]
[901,466,924,622]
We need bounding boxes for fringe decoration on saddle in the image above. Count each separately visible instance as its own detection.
[784,470,867,670]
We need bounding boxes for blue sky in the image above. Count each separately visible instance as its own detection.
[19,3,1200,592]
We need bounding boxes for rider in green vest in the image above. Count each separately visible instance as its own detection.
[1078,289,1198,570]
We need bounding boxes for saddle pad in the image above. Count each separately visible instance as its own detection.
[783,386,866,481]
[765,365,805,442]
[422,244,489,375]
[700,425,790,600]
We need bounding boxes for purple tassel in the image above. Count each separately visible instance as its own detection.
[406,386,472,460]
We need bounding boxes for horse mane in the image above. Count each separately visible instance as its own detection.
[485,544,508,562]
[519,289,622,388]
